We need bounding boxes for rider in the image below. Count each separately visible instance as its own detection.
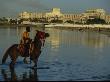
[20,26,31,56]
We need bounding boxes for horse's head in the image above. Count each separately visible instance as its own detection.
[33,32,49,48]
[34,32,49,41]
[30,32,50,67]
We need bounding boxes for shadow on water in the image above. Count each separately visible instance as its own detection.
[1,66,39,81]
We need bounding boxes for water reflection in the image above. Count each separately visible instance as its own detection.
[47,28,110,50]
[1,67,38,81]
[1,27,110,81]
[1,27,110,51]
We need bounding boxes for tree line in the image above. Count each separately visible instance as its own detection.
[0,17,107,25]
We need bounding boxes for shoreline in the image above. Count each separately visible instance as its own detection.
[1,23,110,28]
[0,24,44,27]
[1,23,110,32]
[45,24,110,28]
[45,24,110,32]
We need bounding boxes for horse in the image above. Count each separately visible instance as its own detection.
[2,32,49,68]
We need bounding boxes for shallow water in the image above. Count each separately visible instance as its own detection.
[0,26,110,81]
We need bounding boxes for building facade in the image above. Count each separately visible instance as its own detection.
[18,8,110,24]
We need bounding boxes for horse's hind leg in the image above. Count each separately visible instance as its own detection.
[10,55,17,68]
[10,59,16,68]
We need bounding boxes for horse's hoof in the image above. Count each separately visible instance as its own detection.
[23,59,28,64]
[31,67,36,69]
[32,66,37,69]
[24,61,28,64]
[9,64,14,69]
[34,64,37,68]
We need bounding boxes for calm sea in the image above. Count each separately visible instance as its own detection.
[0,26,110,81]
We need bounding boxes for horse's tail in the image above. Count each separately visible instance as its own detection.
[2,48,10,64]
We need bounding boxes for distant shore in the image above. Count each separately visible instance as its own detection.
[0,24,44,27]
[1,23,110,32]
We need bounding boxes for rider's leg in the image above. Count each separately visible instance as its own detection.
[24,44,29,56]
[23,43,30,64]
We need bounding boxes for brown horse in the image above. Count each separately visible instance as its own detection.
[2,32,49,68]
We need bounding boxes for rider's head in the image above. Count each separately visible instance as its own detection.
[35,30,39,33]
[26,26,30,32]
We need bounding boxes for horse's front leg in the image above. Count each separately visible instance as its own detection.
[33,59,38,67]
[23,57,28,64]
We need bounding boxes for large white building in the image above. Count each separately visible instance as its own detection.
[18,8,110,24]
[45,8,63,22]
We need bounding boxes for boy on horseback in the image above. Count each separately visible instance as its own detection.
[19,26,32,57]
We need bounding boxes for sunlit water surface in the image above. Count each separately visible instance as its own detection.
[0,26,110,81]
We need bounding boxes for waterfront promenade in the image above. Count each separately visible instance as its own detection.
[45,24,110,28]
[45,24,110,31]
[1,23,110,31]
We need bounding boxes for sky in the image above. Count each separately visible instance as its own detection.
[0,0,110,17]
